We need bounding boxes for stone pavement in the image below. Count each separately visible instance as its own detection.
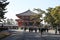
[1,29,60,40]
[1,31,60,40]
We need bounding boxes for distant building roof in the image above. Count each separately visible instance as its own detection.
[0,23,18,27]
[16,10,37,16]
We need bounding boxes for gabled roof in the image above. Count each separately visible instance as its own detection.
[16,10,37,16]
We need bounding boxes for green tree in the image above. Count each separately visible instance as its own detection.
[30,8,45,27]
[7,19,10,25]
[51,6,60,24]
[44,7,54,25]
[51,6,60,34]
[44,6,60,34]
[0,0,9,22]
[44,8,53,29]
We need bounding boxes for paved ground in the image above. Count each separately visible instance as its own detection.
[1,29,60,40]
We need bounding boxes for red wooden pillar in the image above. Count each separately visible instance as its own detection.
[17,20,23,27]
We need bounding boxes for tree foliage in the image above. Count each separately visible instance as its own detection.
[44,8,54,25]
[0,0,9,19]
[44,7,59,27]
[30,8,45,27]
[44,6,60,34]
[30,8,45,22]
[51,6,60,24]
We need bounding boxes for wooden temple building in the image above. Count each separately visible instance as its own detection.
[16,10,42,32]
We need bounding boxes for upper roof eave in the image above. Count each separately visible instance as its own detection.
[16,10,38,16]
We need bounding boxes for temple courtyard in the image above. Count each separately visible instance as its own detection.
[1,29,60,40]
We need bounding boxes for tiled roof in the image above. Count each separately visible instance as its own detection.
[0,23,18,26]
[16,10,37,16]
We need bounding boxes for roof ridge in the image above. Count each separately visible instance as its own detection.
[16,10,37,16]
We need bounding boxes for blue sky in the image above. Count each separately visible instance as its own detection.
[5,0,60,19]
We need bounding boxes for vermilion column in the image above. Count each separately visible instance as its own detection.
[18,21,23,27]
